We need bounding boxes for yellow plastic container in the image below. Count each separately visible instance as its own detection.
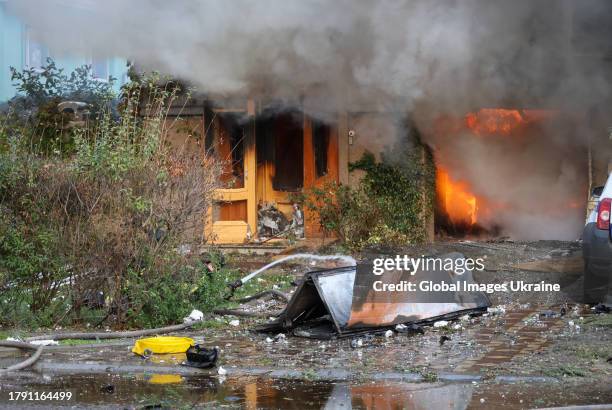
[131,336,194,356]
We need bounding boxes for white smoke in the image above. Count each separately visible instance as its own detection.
[7,0,612,240]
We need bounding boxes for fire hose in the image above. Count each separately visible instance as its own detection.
[21,255,354,341]
[225,253,356,299]
[0,253,355,374]
[0,341,44,374]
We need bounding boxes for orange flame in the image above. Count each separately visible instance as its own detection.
[465,108,527,135]
[435,108,564,230]
[437,167,478,225]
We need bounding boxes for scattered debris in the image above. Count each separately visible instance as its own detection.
[29,340,59,346]
[488,306,506,315]
[439,335,451,346]
[217,366,227,376]
[539,310,558,318]
[523,314,541,326]
[229,320,240,327]
[395,323,425,335]
[214,308,276,318]
[350,338,363,348]
[264,334,288,344]
[257,203,290,238]
[183,345,219,369]
[183,309,204,323]
[177,244,191,256]
[384,330,394,338]
[433,321,449,328]
[593,303,611,314]
[235,289,289,304]
[259,253,489,338]
[291,203,304,238]
[100,384,115,394]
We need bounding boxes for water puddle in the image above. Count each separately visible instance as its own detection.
[1,373,610,409]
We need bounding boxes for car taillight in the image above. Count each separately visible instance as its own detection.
[596,198,612,230]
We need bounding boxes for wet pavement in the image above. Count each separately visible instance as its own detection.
[1,240,611,408]
[1,302,604,378]
[1,373,612,409]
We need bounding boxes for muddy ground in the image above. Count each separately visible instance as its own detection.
[0,240,611,409]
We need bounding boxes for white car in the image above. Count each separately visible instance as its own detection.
[583,173,612,304]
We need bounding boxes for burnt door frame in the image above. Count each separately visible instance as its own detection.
[205,102,257,243]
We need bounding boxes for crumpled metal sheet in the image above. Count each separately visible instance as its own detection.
[262,252,490,336]
[347,252,490,329]
[279,267,355,334]
[311,268,355,330]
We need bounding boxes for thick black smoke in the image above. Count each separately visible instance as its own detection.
[8,0,612,239]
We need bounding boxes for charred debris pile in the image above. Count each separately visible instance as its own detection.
[255,252,490,339]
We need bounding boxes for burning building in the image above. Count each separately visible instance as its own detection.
[431,108,593,239]
[161,95,424,243]
[161,98,607,244]
[6,0,612,243]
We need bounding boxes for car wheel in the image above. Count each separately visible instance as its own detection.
[583,259,607,304]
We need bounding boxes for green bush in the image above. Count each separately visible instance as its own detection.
[304,128,435,251]
[0,148,71,327]
[0,216,70,328]
[124,255,234,328]
[0,73,221,329]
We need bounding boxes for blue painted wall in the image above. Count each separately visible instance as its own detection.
[0,2,127,102]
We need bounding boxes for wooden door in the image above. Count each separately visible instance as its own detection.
[206,109,256,244]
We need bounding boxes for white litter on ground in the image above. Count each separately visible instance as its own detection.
[487,306,506,315]
[183,309,204,323]
[229,319,240,327]
[433,320,449,328]
[29,340,59,346]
